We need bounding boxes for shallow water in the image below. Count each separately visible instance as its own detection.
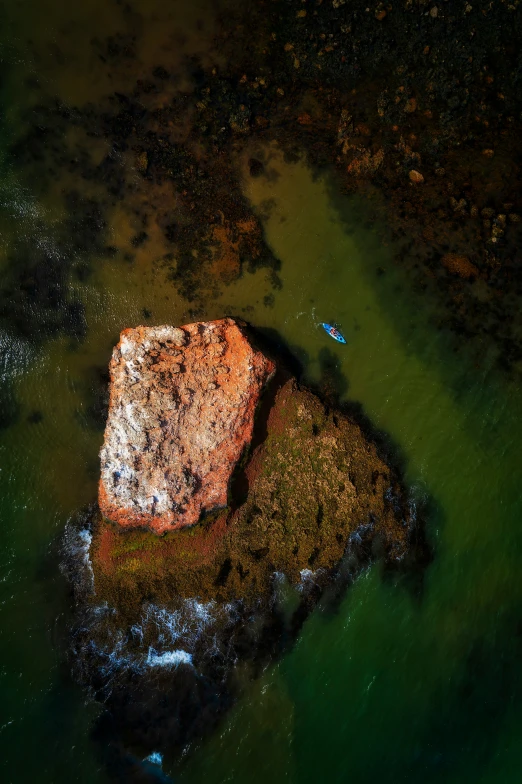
[176,151,522,783]
[2,2,522,783]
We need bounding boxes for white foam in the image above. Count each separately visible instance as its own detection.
[141,599,217,647]
[146,648,193,668]
[297,567,326,592]
[61,523,95,595]
[81,598,240,681]
[144,751,163,766]
[186,598,215,623]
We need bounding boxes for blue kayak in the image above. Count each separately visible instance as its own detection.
[321,323,347,344]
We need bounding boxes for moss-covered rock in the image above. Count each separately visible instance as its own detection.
[90,377,412,618]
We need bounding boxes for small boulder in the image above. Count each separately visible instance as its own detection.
[409,169,425,184]
[441,253,478,279]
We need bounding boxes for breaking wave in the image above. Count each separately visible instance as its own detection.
[61,518,95,598]
[298,567,327,592]
[72,596,243,691]
[144,751,163,766]
[146,649,193,668]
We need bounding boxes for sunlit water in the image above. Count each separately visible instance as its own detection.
[2,3,522,783]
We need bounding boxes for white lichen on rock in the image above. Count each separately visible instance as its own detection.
[99,319,274,533]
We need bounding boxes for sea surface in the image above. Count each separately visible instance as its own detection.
[2,2,522,782]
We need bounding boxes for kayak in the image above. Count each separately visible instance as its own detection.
[321,323,347,344]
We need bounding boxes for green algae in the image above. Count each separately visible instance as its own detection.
[109,529,164,558]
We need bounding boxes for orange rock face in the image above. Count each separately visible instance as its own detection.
[99,319,275,533]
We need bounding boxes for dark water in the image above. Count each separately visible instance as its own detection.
[2,2,522,782]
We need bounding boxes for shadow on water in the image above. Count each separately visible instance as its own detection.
[408,616,522,782]
[0,377,21,430]
[77,364,111,433]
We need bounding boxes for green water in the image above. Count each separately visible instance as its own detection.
[2,2,522,782]
[177,152,522,782]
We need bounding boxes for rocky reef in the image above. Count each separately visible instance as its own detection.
[4,2,522,388]
[65,319,425,766]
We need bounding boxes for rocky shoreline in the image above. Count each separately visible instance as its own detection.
[64,319,427,768]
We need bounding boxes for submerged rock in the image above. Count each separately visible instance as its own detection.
[99,319,275,533]
[441,253,478,280]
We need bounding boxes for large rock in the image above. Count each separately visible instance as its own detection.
[99,319,275,533]
[69,329,426,766]
[92,377,416,611]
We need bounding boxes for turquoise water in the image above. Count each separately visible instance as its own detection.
[2,3,522,782]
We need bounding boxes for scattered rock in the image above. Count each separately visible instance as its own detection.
[441,253,479,279]
[298,112,313,125]
[347,148,385,176]
[134,150,148,174]
[229,104,250,133]
[450,197,467,213]
[338,108,354,153]
[409,169,424,184]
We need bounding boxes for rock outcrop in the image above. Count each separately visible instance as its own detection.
[99,319,275,533]
[67,322,426,766]
[92,377,414,613]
